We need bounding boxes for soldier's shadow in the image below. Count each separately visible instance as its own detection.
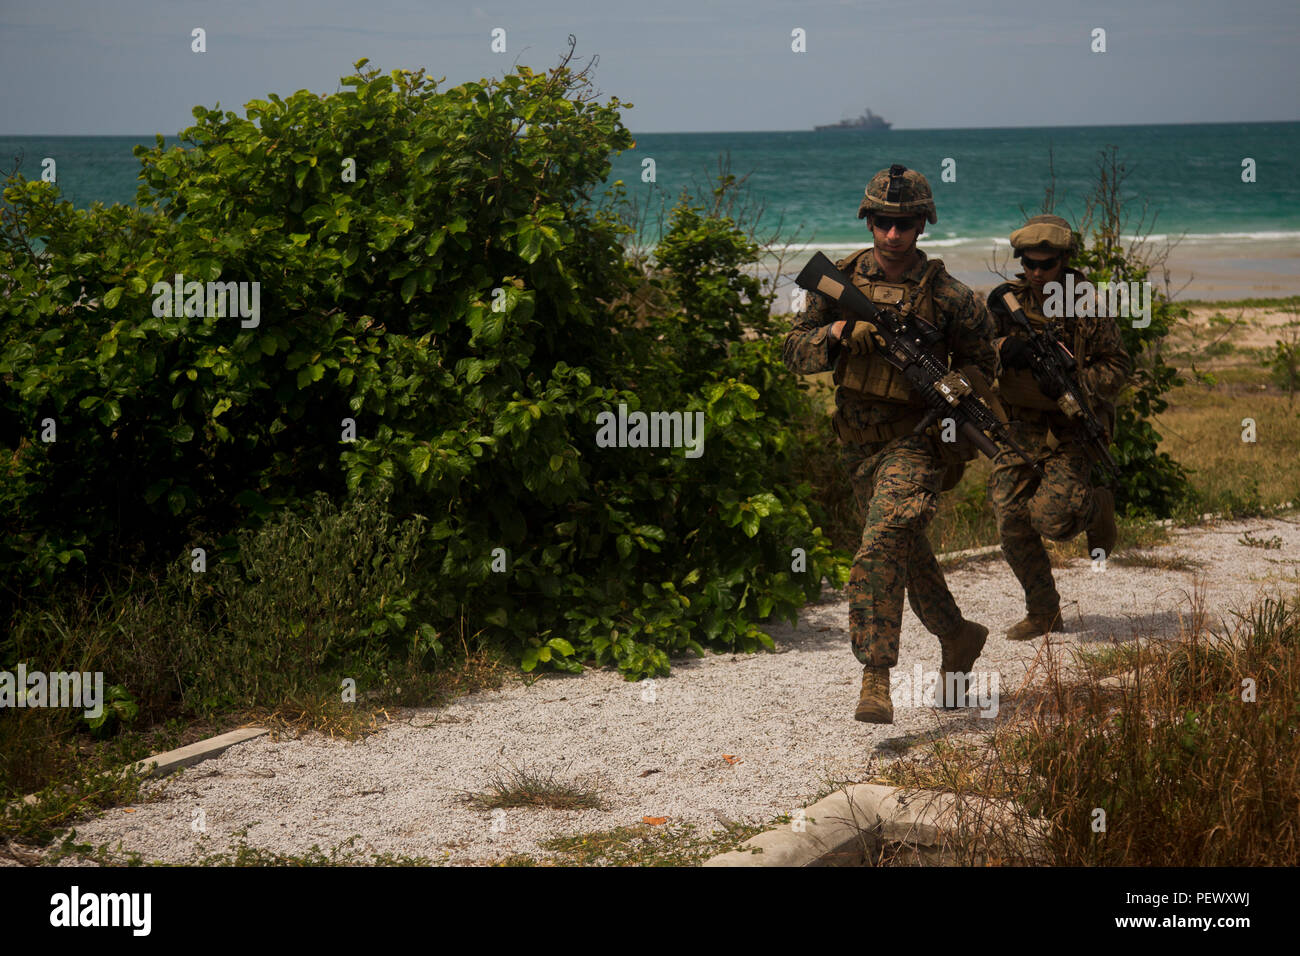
[1056,608,1202,643]
[873,712,991,755]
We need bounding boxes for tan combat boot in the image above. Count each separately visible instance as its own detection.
[1086,487,1117,558]
[855,666,894,724]
[1006,610,1064,642]
[937,620,989,708]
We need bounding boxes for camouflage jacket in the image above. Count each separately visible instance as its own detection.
[988,270,1131,434]
[782,247,996,435]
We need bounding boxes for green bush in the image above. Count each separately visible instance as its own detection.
[1070,147,1191,518]
[1263,319,1300,402]
[170,488,435,714]
[1,54,841,680]
[2,490,431,720]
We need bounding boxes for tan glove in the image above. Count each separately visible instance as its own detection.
[845,320,882,356]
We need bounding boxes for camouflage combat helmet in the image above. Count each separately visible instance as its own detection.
[1010,214,1077,258]
[857,164,938,224]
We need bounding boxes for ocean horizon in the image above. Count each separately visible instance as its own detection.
[4,121,1298,299]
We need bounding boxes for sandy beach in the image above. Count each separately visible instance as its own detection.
[756,236,1300,309]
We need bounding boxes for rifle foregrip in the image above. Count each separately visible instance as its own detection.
[958,421,999,462]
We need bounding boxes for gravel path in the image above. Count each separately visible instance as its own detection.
[22,516,1300,866]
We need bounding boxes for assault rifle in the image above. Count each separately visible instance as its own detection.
[796,252,1042,477]
[995,288,1119,483]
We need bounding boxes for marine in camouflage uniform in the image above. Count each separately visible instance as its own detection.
[987,214,1132,640]
[783,165,996,723]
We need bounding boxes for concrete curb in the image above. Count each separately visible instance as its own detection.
[18,727,269,807]
[1098,670,1138,690]
[935,503,1297,566]
[1152,500,1296,528]
[936,543,1003,563]
[704,782,1047,867]
[129,726,270,780]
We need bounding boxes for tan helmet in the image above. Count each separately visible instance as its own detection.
[1010,214,1076,259]
[857,164,937,224]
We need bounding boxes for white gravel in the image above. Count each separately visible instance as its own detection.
[20,515,1300,866]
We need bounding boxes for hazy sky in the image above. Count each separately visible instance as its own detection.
[2,0,1297,135]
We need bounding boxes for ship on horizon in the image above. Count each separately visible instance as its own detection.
[814,109,892,131]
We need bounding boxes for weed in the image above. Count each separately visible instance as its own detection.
[1238,532,1283,550]
[1109,550,1205,572]
[537,818,765,866]
[465,762,606,812]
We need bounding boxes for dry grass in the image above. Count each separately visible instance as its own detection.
[1157,356,1300,516]
[870,584,1300,865]
[875,736,1017,801]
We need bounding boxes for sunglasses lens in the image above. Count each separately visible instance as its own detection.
[1024,256,1057,271]
[874,217,914,232]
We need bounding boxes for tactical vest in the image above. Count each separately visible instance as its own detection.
[832,250,948,406]
[995,277,1087,414]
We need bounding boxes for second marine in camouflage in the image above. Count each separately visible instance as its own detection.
[783,164,995,722]
[988,214,1132,640]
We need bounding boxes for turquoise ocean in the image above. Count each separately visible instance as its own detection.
[4,122,1298,295]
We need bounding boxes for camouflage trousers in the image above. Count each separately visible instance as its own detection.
[843,433,964,669]
[990,437,1098,616]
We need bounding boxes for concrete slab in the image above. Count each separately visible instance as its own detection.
[704,782,1047,867]
[130,727,269,779]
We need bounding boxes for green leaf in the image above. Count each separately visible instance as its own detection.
[102,287,123,309]
[516,223,543,263]
[97,400,122,425]
[411,446,432,475]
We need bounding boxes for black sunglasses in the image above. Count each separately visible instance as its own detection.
[872,215,918,233]
[1021,254,1059,272]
